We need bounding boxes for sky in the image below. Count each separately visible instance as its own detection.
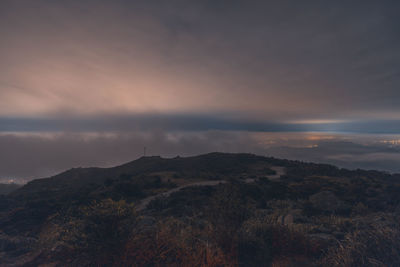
[1,1,400,181]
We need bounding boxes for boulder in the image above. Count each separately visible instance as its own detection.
[309,191,345,213]
[308,233,337,247]
[277,209,306,225]
[136,216,156,230]
[277,214,293,225]
[283,213,294,225]
[332,231,345,239]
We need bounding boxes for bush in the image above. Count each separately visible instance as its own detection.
[42,199,137,265]
[321,216,400,266]
[238,219,321,266]
[120,218,235,267]
[207,183,252,252]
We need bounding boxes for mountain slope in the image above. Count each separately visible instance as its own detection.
[1,152,400,266]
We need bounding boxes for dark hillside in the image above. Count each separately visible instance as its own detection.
[1,153,400,266]
[0,183,21,195]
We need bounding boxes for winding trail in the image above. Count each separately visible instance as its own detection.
[136,166,286,212]
[135,180,227,211]
[269,166,286,180]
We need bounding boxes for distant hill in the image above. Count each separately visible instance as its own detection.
[11,153,275,198]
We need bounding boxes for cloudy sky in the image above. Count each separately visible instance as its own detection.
[1,1,400,181]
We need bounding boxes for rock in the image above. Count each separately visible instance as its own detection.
[277,209,306,225]
[315,226,331,233]
[290,209,307,222]
[308,233,337,247]
[277,215,284,224]
[277,214,294,225]
[308,233,335,240]
[254,209,271,218]
[272,257,313,267]
[0,233,36,252]
[309,191,345,212]
[0,234,40,267]
[332,231,345,239]
[50,241,69,253]
[283,214,294,225]
[137,216,156,229]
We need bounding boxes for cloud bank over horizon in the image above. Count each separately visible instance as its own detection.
[2,115,400,134]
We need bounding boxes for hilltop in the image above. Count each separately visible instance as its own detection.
[0,153,399,266]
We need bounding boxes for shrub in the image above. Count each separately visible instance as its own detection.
[120,218,235,267]
[42,199,137,265]
[238,219,321,266]
[321,216,400,266]
[207,183,252,252]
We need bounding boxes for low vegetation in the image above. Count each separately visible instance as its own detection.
[0,153,399,266]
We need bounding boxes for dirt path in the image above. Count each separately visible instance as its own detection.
[135,180,227,211]
[135,166,286,212]
[268,166,286,180]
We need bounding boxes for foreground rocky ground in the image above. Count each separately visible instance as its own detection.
[0,153,399,266]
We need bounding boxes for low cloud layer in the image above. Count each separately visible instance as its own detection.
[2,131,400,183]
[2,115,400,134]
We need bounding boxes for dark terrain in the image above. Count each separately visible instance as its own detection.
[0,184,21,196]
[0,153,399,266]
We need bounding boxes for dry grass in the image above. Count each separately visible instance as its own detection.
[238,218,322,266]
[320,214,400,267]
[312,215,353,232]
[120,218,236,267]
